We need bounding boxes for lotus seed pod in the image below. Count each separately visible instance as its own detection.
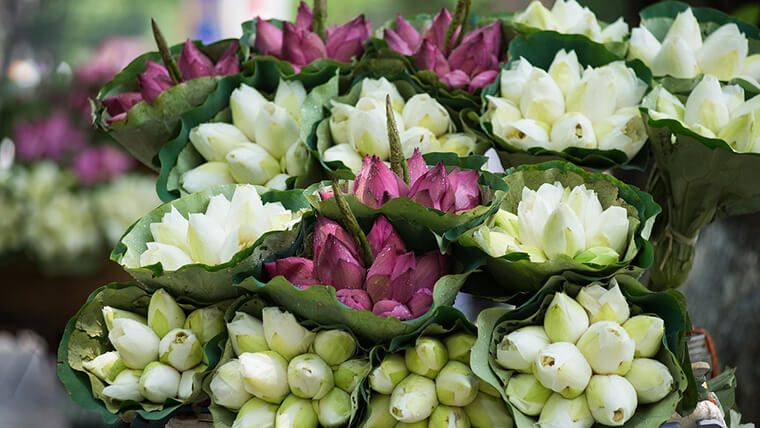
[404,337,448,378]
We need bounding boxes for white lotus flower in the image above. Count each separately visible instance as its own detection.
[684,75,731,135]
[649,86,686,121]
[262,307,315,360]
[576,282,631,324]
[187,212,227,266]
[102,306,147,332]
[622,315,665,358]
[348,97,398,159]
[225,185,301,246]
[536,393,594,428]
[402,94,453,137]
[189,123,251,162]
[178,364,206,401]
[227,311,269,356]
[232,397,278,428]
[329,102,355,145]
[323,143,364,172]
[550,113,597,150]
[624,358,673,404]
[82,351,126,384]
[564,185,603,231]
[265,173,291,191]
[287,353,334,399]
[181,162,235,194]
[586,205,630,256]
[604,61,648,109]
[472,227,519,258]
[239,351,291,404]
[109,318,160,369]
[253,102,300,159]
[543,292,589,343]
[400,126,440,158]
[566,66,616,123]
[651,36,700,79]
[577,321,635,375]
[361,77,405,112]
[698,24,748,81]
[595,108,648,159]
[226,145,281,185]
[723,85,745,113]
[520,69,565,125]
[274,78,307,123]
[628,27,662,66]
[230,83,268,141]
[102,369,143,402]
[139,361,181,403]
[205,193,231,227]
[663,8,703,51]
[743,54,760,81]
[585,375,637,426]
[500,58,534,103]
[565,7,602,42]
[506,374,552,416]
[315,388,352,428]
[601,18,629,43]
[140,243,192,271]
[495,119,551,150]
[542,203,586,259]
[534,342,592,399]
[210,359,252,410]
[516,1,557,31]
[159,328,203,371]
[368,353,410,395]
[464,393,514,428]
[496,325,550,372]
[548,49,582,96]
[551,0,584,32]
[518,183,565,252]
[282,141,309,176]
[435,361,480,407]
[147,288,186,338]
[389,374,439,423]
[149,207,190,254]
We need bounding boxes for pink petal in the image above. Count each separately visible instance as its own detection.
[422,8,453,50]
[440,70,470,89]
[468,70,499,92]
[336,289,372,311]
[255,19,284,56]
[372,300,413,320]
[406,149,429,185]
[408,288,433,319]
[177,39,214,79]
[384,28,414,56]
[414,39,450,77]
[395,15,421,51]
[295,1,313,31]
[366,215,407,257]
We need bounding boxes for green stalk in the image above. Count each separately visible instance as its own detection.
[331,178,374,266]
[386,95,409,184]
[444,0,471,52]
[151,18,183,84]
[313,0,327,40]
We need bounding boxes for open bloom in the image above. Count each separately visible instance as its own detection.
[514,0,628,43]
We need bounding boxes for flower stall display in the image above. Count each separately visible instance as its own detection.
[471,275,695,427]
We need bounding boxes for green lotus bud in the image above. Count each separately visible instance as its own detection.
[576,321,634,375]
[575,282,630,325]
[184,307,225,344]
[239,351,290,404]
[624,358,673,404]
[389,374,438,423]
[262,307,315,360]
[275,394,319,428]
[429,405,470,428]
[82,351,126,384]
[138,361,181,403]
[316,387,352,428]
[363,394,396,428]
[543,292,589,344]
[463,393,514,428]
[102,306,147,331]
[148,288,186,338]
[585,375,637,426]
[495,326,550,373]
[158,328,203,371]
[622,315,665,358]
[444,333,476,364]
[506,374,552,416]
[534,342,591,399]
[314,329,357,366]
[536,393,594,428]
[209,360,252,410]
[369,353,409,394]
[334,358,371,393]
[405,337,448,378]
[573,247,621,267]
[109,318,160,369]
[287,353,334,399]
[478,381,502,398]
[102,369,143,402]
[227,311,269,356]
[178,364,207,401]
[435,361,479,407]
[232,397,278,428]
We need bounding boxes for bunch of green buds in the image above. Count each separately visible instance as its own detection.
[364,332,513,428]
[494,279,671,426]
[209,306,369,428]
[82,289,225,404]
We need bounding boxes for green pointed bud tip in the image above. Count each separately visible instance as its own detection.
[443,332,476,364]
[622,315,665,358]
[313,329,357,366]
[184,307,225,344]
[543,292,589,344]
[364,394,396,428]
[404,337,448,379]
[624,358,673,404]
[464,392,514,428]
[287,353,334,400]
[239,351,290,404]
[82,351,126,384]
[435,361,479,407]
[506,373,552,416]
[209,359,251,411]
[262,307,316,360]
[369,353,409,394]
[389,374,438,423]
[227,311,269,357]
[429,405,470,428]
[102,306,147,331]
[275,394,319,428]
[576,321,635,375]
[316,387,352,428]
[495,325,550,373]
[232,397,278,428]
[334,358,371,394]
[138,361,181,404]
[148,288,186,338]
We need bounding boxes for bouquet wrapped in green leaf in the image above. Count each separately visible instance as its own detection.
[451,161,659,302]
[466,31,652,171]
[206,295,370,428]
[57,283,230,423]
[471,275,697,428]
[111,184,310,302]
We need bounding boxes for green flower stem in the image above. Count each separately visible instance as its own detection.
[313,0,327,40]
[444,0,471,52]
[151,18,183,84]
[386,95,408,184]
[331,178,374,266]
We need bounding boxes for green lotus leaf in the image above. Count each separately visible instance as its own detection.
[471,275,696,428]
[111,184,310,303]
[477,31,652,171]
[448,161,660,303]
[57,283,230,423]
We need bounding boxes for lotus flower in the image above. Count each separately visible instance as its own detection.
[335,289,372,311]
[73,146,136,185]
[312,217,361,261]
[372,299,413,320]
[365,246,416,303]
[12,112,86,161]
[264,257,320,288]
[413,250,450,291]
[314,234,366,290]
[384,8,503,93]
[352,155,409,209]
[366,215,407,256]
[252,2,370,71]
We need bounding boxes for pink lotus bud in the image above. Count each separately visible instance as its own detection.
[295,1,313,31]
[313,217,361,262]
[318,190,334,201]
[468,70,499,92]
[441,70,470,89]
[449,169,480,212]
[367,216,406,257]
[213,42,241,76]
[406,149,430,185]
[365,247,416,304]
[389,251,416,303]
[414,39,450,77]
[264,257,320,287]
[137,60,173,103]
[107,112,127,124]
[395,15,421,51]
[408,163,454,212]
[384,28,414,56]
[336,289,372,311]
[408,288,433,319]
[352,155,409,209]
[282,22,327,67]
[413,251,450,292]
[73,146,136,185]
[255,19,284,57]
[326,15,371,62]
[372,300,413,320]
[178,39,215,79]
[315,234,366,290]
[422,8,454,51]
[102,92,142,117]
[448,32,498,76]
